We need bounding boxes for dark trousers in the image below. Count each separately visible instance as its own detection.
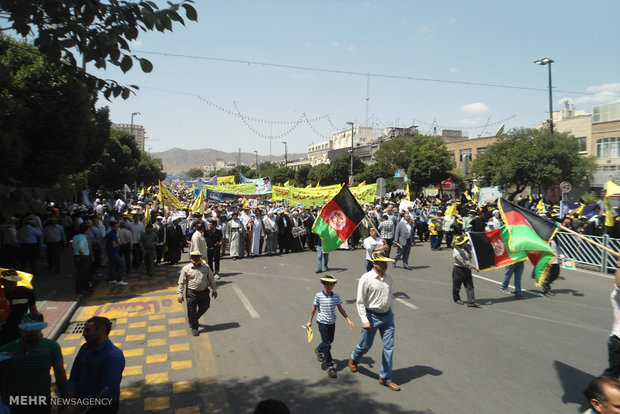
[19,243,39,276]
[307,232,316,251]
[156,245,164,263]
[120,244,131,269]
[452,265,475,304]
[207,248,220,274]
[384,238,393,258]
[542,263,560,290]
[107,252,125,282]
[46,241,63,272]
[132,243,142,269]
[317,322,336,365]
[603,335,620,378]
[74,255,90,292]
[186,288,211,330]
[416,222,428,242]
[144,248,155,276]
[444,231,454,248]
[394,242,411,266]
[278,233,290,253]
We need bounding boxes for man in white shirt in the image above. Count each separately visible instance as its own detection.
[349,251,400,391]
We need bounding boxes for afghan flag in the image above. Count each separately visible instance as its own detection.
[312,185,365,253]
[469,227,528,271]
[498,198,558,286]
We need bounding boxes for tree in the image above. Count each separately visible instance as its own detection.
[185,168,203,180]
[87,129,164,190]
[0,0,197,99]
[407,135,454,191]
[355,161,395,185]
[471,128,598,200]
[294,165,311,187]
[373,137,413,173]
[271,168,294,185]
[329,153,365,185]
[308,164,332,186]
[0,36,109,187]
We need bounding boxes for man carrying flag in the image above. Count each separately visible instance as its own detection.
[312,185,366,253]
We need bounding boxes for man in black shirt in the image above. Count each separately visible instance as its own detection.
[205,220,223,280]
[0,269,37,345]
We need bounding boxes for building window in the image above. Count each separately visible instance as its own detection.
[476,147,487,155]
[448,151,455,162]
[460,149,472,161]
[577,137,587,153]
[596,137,620,158]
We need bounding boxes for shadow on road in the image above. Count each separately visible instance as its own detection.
[554,360,593,412]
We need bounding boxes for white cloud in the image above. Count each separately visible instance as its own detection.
[459,103,489,113]
[450,67,458,73]
[129,39,143,48]
[559,82,620,106]
[331,41,341,48]
[456,118,481,125]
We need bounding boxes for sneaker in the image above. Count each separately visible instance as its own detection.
[192,329,199,336]
[514,292,524,298]
[117,280,129,286]
[315,348,325,363]
[327,365,337,378]
[108,280,117,284]
[214,273,220,280]
[500,288,511,295]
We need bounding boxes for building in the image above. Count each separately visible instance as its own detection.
[308,139,332,166]
[444,135,497,174]
[112,123,147,151]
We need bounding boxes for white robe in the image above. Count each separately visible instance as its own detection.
[250,218,264,255]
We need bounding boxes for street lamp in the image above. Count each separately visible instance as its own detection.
[534,58,554,133]
[131,111,140,148]
[346,122,354,177]
[253,150,259,176]
[282,141,288,168]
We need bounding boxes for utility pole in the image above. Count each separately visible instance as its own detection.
[282,142,288,168]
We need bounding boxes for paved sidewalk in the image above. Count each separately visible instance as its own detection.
[55,258,231,414]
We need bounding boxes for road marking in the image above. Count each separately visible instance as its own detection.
[395,298,419,310]
[232,284,260,319]
[489,308,609,333]
[472,273,543,297]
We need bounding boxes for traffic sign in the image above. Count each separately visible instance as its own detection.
[560,181,571,193]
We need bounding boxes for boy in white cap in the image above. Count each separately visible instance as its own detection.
[305,274,354,378]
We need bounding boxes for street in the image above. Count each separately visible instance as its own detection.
[57,242,614,413]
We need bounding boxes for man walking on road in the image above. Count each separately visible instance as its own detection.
[177,251,218,336]
[349,251,400,391]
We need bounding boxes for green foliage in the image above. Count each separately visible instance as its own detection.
[294,165,311,187]
[374,137,412,172]
[471,128,598,199]
[330,152,366,185]
[271,168,295,185]
[87,129,164,190]
[0,36,109,187]
[581,191,600,205]
[355,161,395,185]
[308,164,333,186]
[185,168,203,180]
[407,135,454,191]
[0,0,198,99]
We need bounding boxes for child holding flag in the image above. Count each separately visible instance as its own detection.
[305,275,354,378]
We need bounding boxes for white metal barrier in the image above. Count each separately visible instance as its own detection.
[556,231,620,272]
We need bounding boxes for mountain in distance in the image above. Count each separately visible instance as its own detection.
[151,147,307,176]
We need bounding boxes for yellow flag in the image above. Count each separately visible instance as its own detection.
[472,184,480,203]
[305,184,312,189]
[444,202,459,218]
[406,184,411,200]
[145,204,151,224]
[464,191,471,201]
[0,268,33,290]
[191,190,205,213]
[283,180,290,187]
[529,194,533,204]
[157,180,186,210]
[536,198,545,213]
[605,181,620,226]
[358,180,366,187]
[241,197,249,209]
[315,180,320,188]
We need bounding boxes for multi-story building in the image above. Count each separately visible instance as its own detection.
[308,139,332,166]
[591,102,620,186]
[112,123,147,151]
[444,134,497,175]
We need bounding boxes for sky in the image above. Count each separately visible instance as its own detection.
[95,0,620,157]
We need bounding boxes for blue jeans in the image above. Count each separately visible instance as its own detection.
[365,260,373,272]
[107,252,126,282]
[351,309,395,382]
[430,235,440,249]
[317,322,335,365]
[501,261,524,293]
[317,249,329,271]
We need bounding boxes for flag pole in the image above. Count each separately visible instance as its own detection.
[558,224,618,256]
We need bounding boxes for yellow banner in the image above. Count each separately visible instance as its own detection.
[157,180,187,210]
[205,183,256,194]
[218,175,235,185]
[272,184,377,207]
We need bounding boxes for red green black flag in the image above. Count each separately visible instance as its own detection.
[312,185,365,253]
[468,227,528,270]
[498,198,558,286]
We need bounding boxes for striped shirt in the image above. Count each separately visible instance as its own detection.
[313,291,342,325]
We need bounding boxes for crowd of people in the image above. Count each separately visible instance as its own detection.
[3,183,620,411]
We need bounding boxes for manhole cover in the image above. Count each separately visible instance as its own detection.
[67,319,116,335]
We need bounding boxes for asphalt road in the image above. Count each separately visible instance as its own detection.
[203,243,612,414]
